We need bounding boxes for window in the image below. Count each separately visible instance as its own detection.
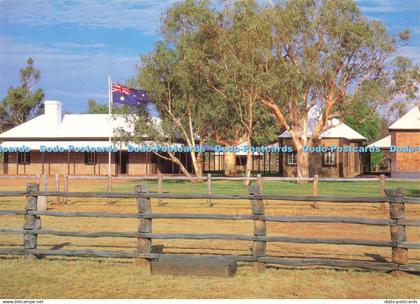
[287,152,297,166]
[323,151,336,166]
[18,152,30,164]
[85,152,96,165]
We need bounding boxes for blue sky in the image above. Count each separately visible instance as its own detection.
[0,0,419,114]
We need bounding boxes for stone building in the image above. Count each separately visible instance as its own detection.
[368,106,420,178]
[0,100,178,175]
[278,119,367,178]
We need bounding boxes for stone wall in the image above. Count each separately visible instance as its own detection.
[391,130,420,178]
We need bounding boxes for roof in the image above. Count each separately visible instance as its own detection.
[366,135,391,149]
[0,114,136,139]
[279,118,367,141]
[0,140,159,151]
[389,106,420,130]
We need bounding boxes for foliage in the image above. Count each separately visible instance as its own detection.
[255,0,419,177]
[0,57,44,132]
[84,99,108,114]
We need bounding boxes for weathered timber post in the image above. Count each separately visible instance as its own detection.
[207,173,213,207]
[249,185,266,273]
[257,174,263,194]
[311,174,319,209]
[55,173,60,204]
[37,174,48,211]
[63,174,69,204]
[135,185,152,268]
[379,174,387,210]
[157,173,163,206]
[24,183,41,260]
[385,188,408,267]
[107,175,112,204]
[380,174,385,196]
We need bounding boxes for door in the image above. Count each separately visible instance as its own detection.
[120,151,128,174]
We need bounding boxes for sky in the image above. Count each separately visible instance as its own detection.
[0,0,419,114]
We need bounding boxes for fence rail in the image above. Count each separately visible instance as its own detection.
[0,183,419,272]
[2,173,420,204]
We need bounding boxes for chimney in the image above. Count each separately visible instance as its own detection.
[44,100,62,129]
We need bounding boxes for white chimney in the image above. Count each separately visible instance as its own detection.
[44,100,62,129]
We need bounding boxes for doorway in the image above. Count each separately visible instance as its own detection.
[117,151,129,175]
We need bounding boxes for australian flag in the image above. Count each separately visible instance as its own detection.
[112,81,149,106]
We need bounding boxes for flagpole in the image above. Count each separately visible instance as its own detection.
[108,75,112,194]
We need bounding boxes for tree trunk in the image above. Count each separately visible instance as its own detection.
[224,152,238,176]
[190,151,204,183]
[156,152,195,182]
[244,144,253,186]
[296,148,309,184]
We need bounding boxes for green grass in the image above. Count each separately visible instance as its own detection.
[105,180,420,197]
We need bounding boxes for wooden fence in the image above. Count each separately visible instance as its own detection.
[0,183,419,272]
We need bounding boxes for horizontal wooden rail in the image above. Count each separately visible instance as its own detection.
[4,210,417,227]
[21,191,398,203]
[1,247,418,272]
[0,210,26,216]
[3,228,416,249]
[258,257,399,271]
[2,190,419,204]
[0,191,28,197]
[59,175,420,182]
[0,175,37,179]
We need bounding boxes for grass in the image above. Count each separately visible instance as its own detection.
[1,258,419,299]
[0,178,420,298]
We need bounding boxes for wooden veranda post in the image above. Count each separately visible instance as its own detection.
[24,183,40,260]
[385,188,408,267]
[135,185,152,268]
[249,185,266,273]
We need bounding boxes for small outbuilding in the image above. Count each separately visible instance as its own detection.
[368,106,420,178]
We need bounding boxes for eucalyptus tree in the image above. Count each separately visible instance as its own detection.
[0,57,44,132]
[258,0,419,179]
[166,0,278,177]
[130,1,218,180]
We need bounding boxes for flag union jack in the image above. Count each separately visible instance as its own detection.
[111,81,149,106]
[112,82,131,95]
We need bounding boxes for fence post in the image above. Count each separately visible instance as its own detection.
[24,183,40,260]
[135,185,152,268]
[311,174,319,209]
[207,173,213,207]
[55,173,60,204]
[249,185,266,273]
[107,175,112,204]
[380,174,385,196]
[157,173,163,206]
[379,174,387,210]
[63,174,68,204]
[257,174,263,194]
[37,174,48,211]
[385,188,408,268]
